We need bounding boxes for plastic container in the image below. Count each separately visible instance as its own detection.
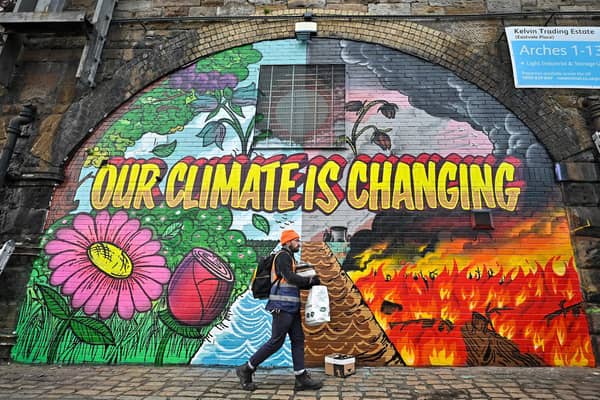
[296,262,316,278]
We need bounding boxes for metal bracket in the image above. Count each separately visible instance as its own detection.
[0,0,88,87]
[0,0,115,88]
[0,240,15,275]
[543,12,556,27]
[76,0,117,88]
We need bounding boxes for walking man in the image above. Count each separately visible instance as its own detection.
[236,229,323,391]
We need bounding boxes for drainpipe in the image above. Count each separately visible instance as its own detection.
[0,103,36,188]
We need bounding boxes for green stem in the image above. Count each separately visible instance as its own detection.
[245,116,257,156]
[47,318,70,364]
[350,100,387,143]
[356,124,378,138]
[349,100,388,155]
[221,105,246,154]
[154,330,174,366]
[345,136,357,156]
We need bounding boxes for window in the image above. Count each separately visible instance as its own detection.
[255,64,346,149]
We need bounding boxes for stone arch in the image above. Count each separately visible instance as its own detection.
[14,15,598,368]
[53,14,585,168]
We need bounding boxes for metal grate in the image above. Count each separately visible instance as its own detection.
[255,64,346,149]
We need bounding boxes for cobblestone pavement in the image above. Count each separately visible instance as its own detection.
[0,364,598,399]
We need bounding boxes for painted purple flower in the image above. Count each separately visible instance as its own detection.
[44,211,170,320]
[168,65,238,92]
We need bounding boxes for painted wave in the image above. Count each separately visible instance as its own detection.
[191,291,292,367]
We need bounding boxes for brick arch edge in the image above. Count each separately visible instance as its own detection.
[53,18,587,168]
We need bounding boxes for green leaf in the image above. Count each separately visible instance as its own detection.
[206,106,221,121]
[151,140,178,158]
[36,284,71,320]
[252,214,270,235]
[90,87,195,164]
[223,87,233,100]
[162,221,184,240]
[158,309,205,339]
[214,89,223,103]
[185,92,197,104]
[70,316,115,345]
[230,103,245,118]
[253,129,273,143]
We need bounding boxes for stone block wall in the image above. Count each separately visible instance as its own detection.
[110,0,600,18]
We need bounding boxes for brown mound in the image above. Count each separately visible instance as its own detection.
[300,241,404,367]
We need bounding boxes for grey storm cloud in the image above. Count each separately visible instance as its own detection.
[339,40,555,206]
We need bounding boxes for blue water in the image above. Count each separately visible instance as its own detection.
[191,291,292,367]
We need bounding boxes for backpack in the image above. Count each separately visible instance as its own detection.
[250,251,282,299]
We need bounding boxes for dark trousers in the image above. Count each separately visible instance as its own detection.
[249,310,305,372]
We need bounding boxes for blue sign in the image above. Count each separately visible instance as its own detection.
[506,27,600,88]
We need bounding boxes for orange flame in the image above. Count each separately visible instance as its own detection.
[348,213,594,367]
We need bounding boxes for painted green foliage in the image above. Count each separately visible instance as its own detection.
[84,45,263,167]
[85,87,197,167]
[12,205,258,365]
[252,214,270,235]
[13,44,272,365]
[194,46,261,80]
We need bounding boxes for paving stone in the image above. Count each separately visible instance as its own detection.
[0,365,599,399]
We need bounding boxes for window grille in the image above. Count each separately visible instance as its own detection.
[255,64,346,149]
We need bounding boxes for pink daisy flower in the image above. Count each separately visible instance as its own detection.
[44,210,170,320]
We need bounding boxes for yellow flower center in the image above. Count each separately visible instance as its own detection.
[87,242,133,278]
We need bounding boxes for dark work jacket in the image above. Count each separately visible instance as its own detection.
[265,247,313,314]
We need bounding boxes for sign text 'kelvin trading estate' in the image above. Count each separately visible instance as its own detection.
[505,26,600,89]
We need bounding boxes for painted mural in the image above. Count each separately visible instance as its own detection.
[12,39,593,367]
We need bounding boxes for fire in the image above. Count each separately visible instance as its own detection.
[401,345,416,366]
[352,241,389,276]
[515,290,527,307]
[440,305,458,323]
[348,213,594,367]
[439,287,451,301]
[361,283,376,304]
[533,332,545,351]
[429,347,455,366]
[497,321,516,340]
[553,340,591,367]
[557,325,566,346]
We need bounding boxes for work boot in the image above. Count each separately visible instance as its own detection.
[235,363,256,391]
[294,370,323,391]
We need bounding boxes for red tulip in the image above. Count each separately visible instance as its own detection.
[168,248,234,326]
[371,128,392,151]
[345,100,364,112]
[378,102,398,119]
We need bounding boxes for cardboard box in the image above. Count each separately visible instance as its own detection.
[324,354,355,377]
